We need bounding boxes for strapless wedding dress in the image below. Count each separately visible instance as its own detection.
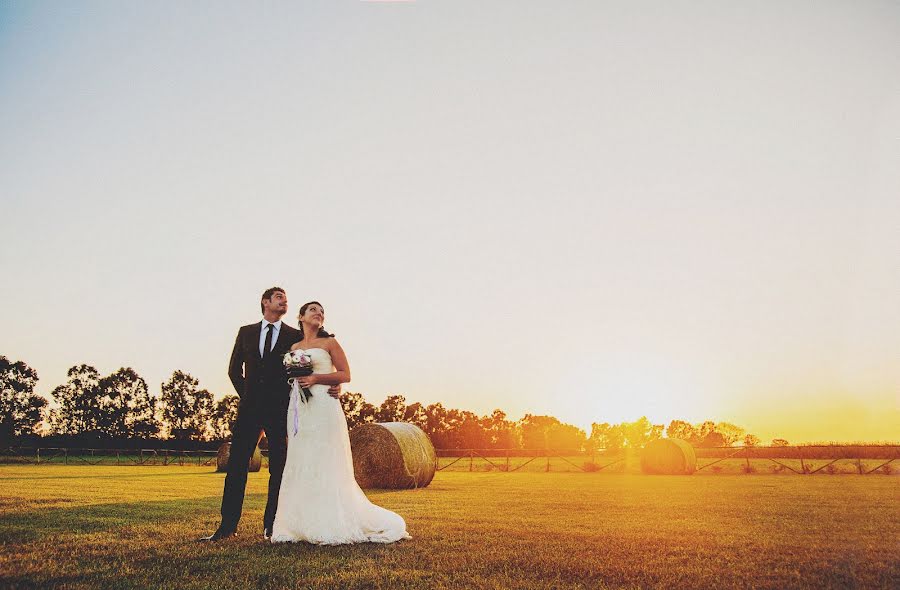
[270,347,411,545]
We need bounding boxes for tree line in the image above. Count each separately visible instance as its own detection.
[1,355,776,450]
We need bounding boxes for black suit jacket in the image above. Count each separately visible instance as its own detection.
[228,322,302,403]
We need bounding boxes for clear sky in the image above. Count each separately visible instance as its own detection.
[1,1,898,443]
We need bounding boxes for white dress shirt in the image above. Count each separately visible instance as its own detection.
[259,319,283,357]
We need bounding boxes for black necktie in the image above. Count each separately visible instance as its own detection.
[263,324,274,360]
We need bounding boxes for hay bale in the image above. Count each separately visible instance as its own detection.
[640,438,697,475]
[349,422,437,489]
[216,442,262,473]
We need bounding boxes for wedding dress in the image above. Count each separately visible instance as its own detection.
[270,347,411,544]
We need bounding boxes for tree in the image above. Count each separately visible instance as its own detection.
[716,422,746,446]
[50,365,102,436]
[457,411,487,448]
[695,420,717,444]
[211,395,240,440]
[97,368,158,438]
[159,371,214,440]
[341,391,376,430]
[517,415,584,451]
[665,420,696,442]
[697,431,727,448]
[519,414,557,450]
[622,417,660,450]
[771,438,790,447]
[743,434,760,447]
[375,394,406,423]
[0,356,46,439]
[481,409,518,449]
[546,421,586,451]
[402,402,428,431]
[589,422,626,453]
[422,403,447,438]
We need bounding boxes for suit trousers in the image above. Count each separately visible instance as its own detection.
[220,396,289,532]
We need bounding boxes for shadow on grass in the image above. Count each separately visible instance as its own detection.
[0,493,229,543]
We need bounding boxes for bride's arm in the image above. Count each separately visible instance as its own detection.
[305,339,350,386]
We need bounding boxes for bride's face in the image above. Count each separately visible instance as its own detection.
[300,303,325,327]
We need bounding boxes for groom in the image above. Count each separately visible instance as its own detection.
[201,287,340,541]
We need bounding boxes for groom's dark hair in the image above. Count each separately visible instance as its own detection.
[260,287,286,314]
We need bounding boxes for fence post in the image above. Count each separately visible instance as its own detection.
[857,459,863,475]
[469,451,473,472]
[546,453,550,472]
[506,449,510,472]
[36,448,40,464]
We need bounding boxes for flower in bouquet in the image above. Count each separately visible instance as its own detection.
[283,350,313,402]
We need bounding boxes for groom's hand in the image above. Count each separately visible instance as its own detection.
[327,384,341,400]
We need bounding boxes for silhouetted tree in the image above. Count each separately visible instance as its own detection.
[50,365,102,436]
[211,395,240,440]
[771,438,790,447]
[159,370,214,440]
[97,368,158,438]
[0,356,46,439]
[375,394,406,423]
[402,402,428,431]
[341,391,376,430]
[743,433,761,447]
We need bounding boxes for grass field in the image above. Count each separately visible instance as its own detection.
[0,465,897,589]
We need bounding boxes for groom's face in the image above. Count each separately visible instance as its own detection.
[264,291,288,317]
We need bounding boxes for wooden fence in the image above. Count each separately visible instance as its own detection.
[2,444,898,474]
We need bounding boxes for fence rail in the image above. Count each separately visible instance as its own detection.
[434,445,900,474]
[0,447,223,466]
[2,445,898,474]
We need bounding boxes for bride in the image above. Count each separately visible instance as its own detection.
[270,301,411,545]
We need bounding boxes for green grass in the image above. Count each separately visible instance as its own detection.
[0,465,897,589]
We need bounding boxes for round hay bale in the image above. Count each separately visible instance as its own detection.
[216,442,262,473]
[349,422,437,489]
[640,438,697,475]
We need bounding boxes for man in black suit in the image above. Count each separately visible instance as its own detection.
[202,287,339,541]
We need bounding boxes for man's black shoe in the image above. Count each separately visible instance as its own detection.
[199,528,237,542]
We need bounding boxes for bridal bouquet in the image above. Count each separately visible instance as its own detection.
[283,350,313,403]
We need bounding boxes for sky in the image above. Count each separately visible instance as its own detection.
[1,1,898,443]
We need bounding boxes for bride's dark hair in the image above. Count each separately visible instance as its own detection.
[297,300,333,339]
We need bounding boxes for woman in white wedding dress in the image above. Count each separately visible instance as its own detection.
[270,301,411,545]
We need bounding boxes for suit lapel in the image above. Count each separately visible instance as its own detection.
[253,321,264,359]
[273,323,297,353]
